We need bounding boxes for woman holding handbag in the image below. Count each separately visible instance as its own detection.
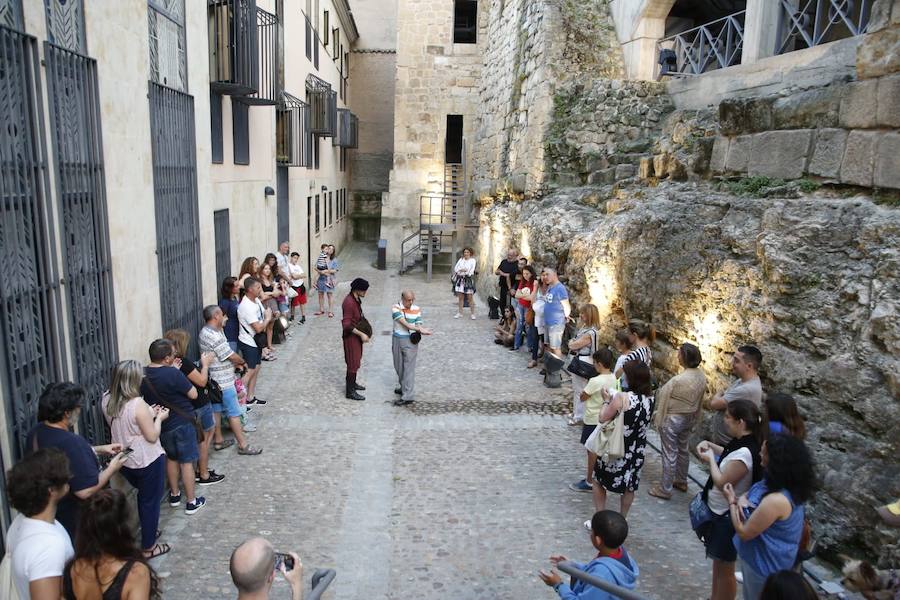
[512,265,536,352]
[691,399,764,600]
[452,247,477,319]
[566,304,600,426]
[590,360,655,520]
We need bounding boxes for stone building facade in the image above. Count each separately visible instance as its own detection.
[0,0,358,547]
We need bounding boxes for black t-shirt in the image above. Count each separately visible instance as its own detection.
[178,360,208,409]
[140,366,195,432]
[27,424,100,541]
[497,259,519,290]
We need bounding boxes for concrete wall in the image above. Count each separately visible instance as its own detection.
[381,0,487,261]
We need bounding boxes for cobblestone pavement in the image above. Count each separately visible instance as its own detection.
[154,243,713,599]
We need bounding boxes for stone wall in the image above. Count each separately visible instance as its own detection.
[476,184,900,564]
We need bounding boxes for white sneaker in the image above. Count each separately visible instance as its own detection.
[454,313,461,319]
[470,314,476,320]
[735,572,744,584]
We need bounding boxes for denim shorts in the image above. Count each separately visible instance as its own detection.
[159,423,200,464]
[195,402,214,431]
[228,341,238,353]
[278,301,289,314]
[547,323,565,348]
[218,386,242,419]
[238,341,261,369]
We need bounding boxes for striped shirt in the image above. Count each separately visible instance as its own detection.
[392,303,422,338]
[315,252,328,273]
[625,346,652,367]
[199,325,236,389]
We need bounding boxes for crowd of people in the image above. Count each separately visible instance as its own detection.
[2,240,336,599]
[477,247,825,600]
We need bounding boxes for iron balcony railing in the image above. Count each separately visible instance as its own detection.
[239,6,279,105]
[777,0,872,55]
[333,108,358,148]
[557,561,650,600]
[276,91,311,167]
[656,10,745,78]
[306,73,336,137]
[208,0,259,96]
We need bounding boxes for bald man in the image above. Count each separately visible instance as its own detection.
[391,290,432,405]
[230,537,302,600]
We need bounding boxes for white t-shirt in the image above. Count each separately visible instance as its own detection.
[237,296,264,346]
[453,257,476,276]
[288,263,305,287]
[7,514,74,600]
[706,447,754,515]
[276,252,290,277]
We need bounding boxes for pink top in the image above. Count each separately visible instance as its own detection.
[102,393,164,469]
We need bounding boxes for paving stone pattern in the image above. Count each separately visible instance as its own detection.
[154,244,711,599]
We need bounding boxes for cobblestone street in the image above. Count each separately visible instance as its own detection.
[155,244,712,599]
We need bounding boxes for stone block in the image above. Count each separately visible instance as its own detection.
[666,156,687,180]
[808,129,849,179]
[857,24,900,79]
[587,168,615,185]
[653,154,668,178]
[718,97,774,135]
[772,87,841,129]
[876,75,900,127]
[874,132,900,189]
[638,157,653,179]
[748,130,813,180]
[615,164,637,180]
[725,135,753,173]
[709,136,730,173]
[840,130,878,187]
[839,80,879,128]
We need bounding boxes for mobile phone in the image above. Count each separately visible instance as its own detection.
[274,552,295,572]
[120,447,134,457]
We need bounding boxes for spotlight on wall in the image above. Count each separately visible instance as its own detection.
[264,186,275,197]
[321,185,328,193]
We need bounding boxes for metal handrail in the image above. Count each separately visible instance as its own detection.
[656,10,745,77]
[400,230,421,273]
[557,561,650,600]
[307,568,336,600]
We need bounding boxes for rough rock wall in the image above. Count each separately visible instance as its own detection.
[476,184,900,564]
[471,0,624,198]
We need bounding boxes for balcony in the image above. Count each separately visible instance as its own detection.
[657,11,745,78]
[332,108,358,148]
[306,74,337,137]
[237,6,279,105]
[276,92,311,168]
[208,0,259,96]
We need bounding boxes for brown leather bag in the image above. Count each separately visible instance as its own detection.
[525,307,535,326]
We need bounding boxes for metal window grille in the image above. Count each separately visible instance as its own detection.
[276,91,311,167]
[239,7,279,105]
[45,42,118,446]
[208,0,259,96]
[211,91,223,163]
[0,26,63,459]
[323,10,328,45]
[333,108,358,148]
[315,194,320,233]
[214,209,231,286]
[232,99,250,165]
[328,191,333,226]
[306,74,335,136]
[148,82,204,360]
[0,0,23,30]
[332,28,339,59]
[313,26,319,70]
[44,0,86,53]
[305,16,311,60]
[149,0,187,92]
[777,0,872,54]
[656,11,745,77]
[276,167,289,243]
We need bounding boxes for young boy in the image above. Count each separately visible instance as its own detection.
[288,252,307,323]
[570,348,618,493]
[539,510,639,600]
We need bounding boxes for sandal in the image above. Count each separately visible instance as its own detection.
[648,485,672,500]
[327,312,334,318]
[213,439,235,451]
[673,481,689,493]
[527,360,538,369]
[144,542,171,559]
[261,354,277,361]
[313,311,325,316]
[237,445,263,455]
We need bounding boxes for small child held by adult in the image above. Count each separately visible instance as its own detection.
[539,510,639,600]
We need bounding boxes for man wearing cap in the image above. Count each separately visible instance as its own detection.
[391,290,432,406]
[342,278,371,400]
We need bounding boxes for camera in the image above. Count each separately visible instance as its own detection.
[274,552,295,572]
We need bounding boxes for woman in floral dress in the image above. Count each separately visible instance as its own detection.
[591,359,655,520]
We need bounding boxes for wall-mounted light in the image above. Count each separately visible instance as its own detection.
[264,186,275,197]
[321,185,328,193]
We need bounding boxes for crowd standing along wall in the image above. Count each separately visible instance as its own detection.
[467,0,900,566]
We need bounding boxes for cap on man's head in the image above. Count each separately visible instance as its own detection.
[351,278,370,291]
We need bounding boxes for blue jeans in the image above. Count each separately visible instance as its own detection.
[120,454,165,549]
[527,324,539,360]
[513,304,527,349]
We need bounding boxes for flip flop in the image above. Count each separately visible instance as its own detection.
[144,542,171,559]
[213,439,235,451]
[313,311,325,316]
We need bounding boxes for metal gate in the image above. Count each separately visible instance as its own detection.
[214,208,231,287]
[45,42,117,444]
[277,166,289,244]
[0,25,64,459]
[149,82,203,359]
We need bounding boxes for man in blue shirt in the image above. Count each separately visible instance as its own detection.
[542,267,571,358]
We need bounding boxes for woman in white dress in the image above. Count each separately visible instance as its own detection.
[452,247,477,320]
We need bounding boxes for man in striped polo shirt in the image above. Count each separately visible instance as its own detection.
[392,290,432,405]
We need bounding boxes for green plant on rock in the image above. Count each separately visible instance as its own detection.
[797,179,820,193]
[726,176,786,196]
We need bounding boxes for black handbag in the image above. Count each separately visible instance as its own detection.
[567,356,598,379]
[689,491,717,542]
[199,377,223,406]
